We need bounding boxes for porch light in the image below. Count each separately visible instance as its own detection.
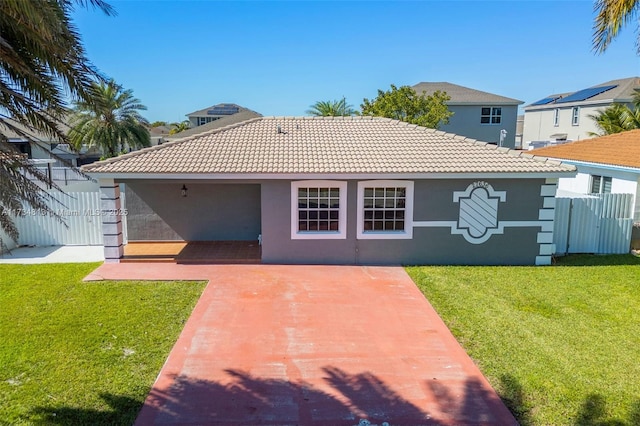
[181,184,188,197]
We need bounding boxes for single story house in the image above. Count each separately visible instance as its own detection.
[530,129,640,223]
[83,116,575,266]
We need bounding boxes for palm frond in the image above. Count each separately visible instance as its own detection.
[592,0,639,54]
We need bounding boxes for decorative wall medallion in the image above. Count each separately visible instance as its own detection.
[452,181,506,244]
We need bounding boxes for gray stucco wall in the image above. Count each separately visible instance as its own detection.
[124,182,261,241]
[440,105,519,148]
[261,179,546,265]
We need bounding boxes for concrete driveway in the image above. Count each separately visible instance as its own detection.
[87,263,516,426]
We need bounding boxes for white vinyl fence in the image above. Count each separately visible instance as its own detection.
[10,191,127,246]
[554,193,634,255]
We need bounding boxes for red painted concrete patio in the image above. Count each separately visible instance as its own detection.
[86,264,516,426]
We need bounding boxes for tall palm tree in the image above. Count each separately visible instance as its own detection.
[307,98,356,116]
[69,80,150,158]
[169,120,191,135]
[0,0,114,244]
[588,103,640,135]
[593,0,639,53]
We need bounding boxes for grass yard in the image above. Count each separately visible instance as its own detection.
[406,254,640,426]
[0,263,206,425]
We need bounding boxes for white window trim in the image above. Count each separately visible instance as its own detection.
[553,108,559,127]
[357,180,414,240]
[291,180,347,240]
[480,106,502,126]
[572,107,580,126]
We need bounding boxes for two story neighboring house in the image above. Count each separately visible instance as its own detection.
[186,103,251,128]
[412,82,523,149]
[168,107,262,141]
[523,77,640,149]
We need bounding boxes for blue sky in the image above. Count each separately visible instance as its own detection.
[72,0,639,123]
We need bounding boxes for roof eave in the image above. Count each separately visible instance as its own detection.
[87,171,577,181]
[538,158,640,174]
[447,101,524,106]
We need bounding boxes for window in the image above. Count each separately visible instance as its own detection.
[571,107,580,126]
[357,181,414,239]
[291,181,347,239]
[553,108,559,126]
[196,117,220,126]
[480,107,502,125]
[591,175,612,194]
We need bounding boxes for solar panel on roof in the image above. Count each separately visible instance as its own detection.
[207,106,240,115]
[555,85,617,104]
[531,96,561,106]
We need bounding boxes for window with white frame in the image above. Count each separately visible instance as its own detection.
[590,175,612,194]
[553,108,559,126]
[196,117,220,126]
[571,107,580,126]
[357,181,414,239]
[291,181,347,239]
[480,107,502,125]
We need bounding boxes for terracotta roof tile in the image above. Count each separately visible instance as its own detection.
[530,130,640,170]
[83,116,574,175]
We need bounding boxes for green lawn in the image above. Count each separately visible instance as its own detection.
[0,263,206,425]
[406,254,640,426]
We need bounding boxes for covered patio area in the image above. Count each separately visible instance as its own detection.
[122,241,261,264]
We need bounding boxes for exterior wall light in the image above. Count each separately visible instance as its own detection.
[181,184,188,197]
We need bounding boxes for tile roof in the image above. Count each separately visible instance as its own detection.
[166,109,262,140]
[529,129,640,170]
[412,82,523,105]
[525,77,640,109]
[82,116,574,175]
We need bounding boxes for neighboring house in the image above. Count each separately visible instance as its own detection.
[166,108,262,141]
[530,129,640,223]
[523,77,640,149]
[2,117,104,166]
[149,125,172,146]
[185,103,256,128]
[515,114,524,148]
[412,82,523,149]
[84,116,574,266]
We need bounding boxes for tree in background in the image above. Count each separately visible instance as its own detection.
[307,98,356,116]
[588,89,640,135]
[69,80,150,159]
[361,84,453,129]
[0,0,114,244]
[150,121,168,127]
[169,120,191,135]
[592,0,639,54]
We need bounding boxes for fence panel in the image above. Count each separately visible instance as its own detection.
[553,198,571,255]
[14,191,103,246]
[554,193,633,255]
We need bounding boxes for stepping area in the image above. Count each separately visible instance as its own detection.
[122,241,261,264]
[86,263,516,425]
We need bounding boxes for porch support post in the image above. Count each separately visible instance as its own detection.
[99,178,124,263]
